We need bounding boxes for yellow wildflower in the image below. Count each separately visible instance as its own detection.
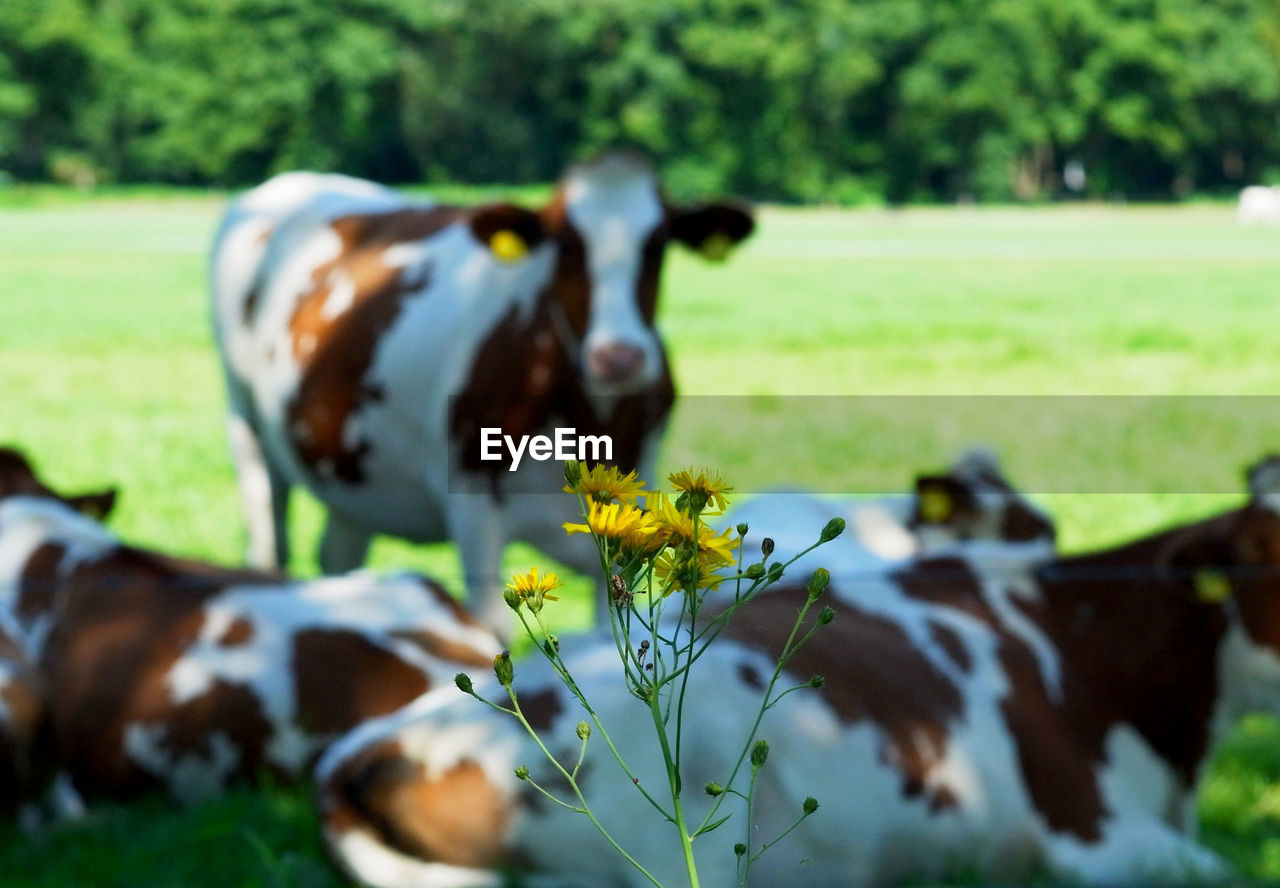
[697,525,738,568]
[565,500,662,549]
[668,468,733,513]
[563,464,647,504]
[649,494,735,565]
[652,494,696,546]
[653,550,727,595]
[506,570,563,606]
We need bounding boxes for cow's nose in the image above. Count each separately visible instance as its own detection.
[587,343,646,383]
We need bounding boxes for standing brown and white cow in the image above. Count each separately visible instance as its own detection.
[211,153,753,631]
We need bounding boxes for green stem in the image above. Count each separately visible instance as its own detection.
[505,684,664,888]
[695,592,821,838]
[649,689,700,888]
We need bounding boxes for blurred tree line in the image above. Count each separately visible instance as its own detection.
[2,0,1280,202]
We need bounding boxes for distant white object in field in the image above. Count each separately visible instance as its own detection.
[1237,185,1280,224]
[1063,160,1086,193]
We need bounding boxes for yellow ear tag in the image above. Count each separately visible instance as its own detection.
[489,229,528,263]
[699,232,733,262]
[918,488,953,524]
[1193,569,1233,604]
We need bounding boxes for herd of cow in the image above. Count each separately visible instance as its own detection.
[3,151,1280,887]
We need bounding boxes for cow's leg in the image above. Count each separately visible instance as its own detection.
[447,496,511,640]
[318,512,373,574]
[226,410,291,569]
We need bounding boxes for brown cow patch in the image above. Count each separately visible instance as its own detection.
[0,667,48,812]
[0,624,24,662]
[928,621,972,673]
[286,207,463,484]
[18,543,66,620]
[218,617,255,647]
[293,629,432,737]
[142,678,276,786]
[895,557,997,624]
[0,668,43,742]
[331,746,513,869]
[724,587,964,803]
[29,545,272,797]
[1001,499,1054,544]
[389,630,493,668]
[517,687,564,733]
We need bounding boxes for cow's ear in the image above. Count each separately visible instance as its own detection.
[670,202,755,262]
[66,488,117,521]
[469,204,547,263]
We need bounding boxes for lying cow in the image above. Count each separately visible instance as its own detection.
[316,457,1280,887]
[723,448,1055,572]
[0,492,500,810]
[211,152,754,631]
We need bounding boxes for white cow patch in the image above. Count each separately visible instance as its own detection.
[562,157,665,391]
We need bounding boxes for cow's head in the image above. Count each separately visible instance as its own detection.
[908,449,1055,551]
[466,152,754,396]
[0,447,117,519]
[1160,455,1280,715]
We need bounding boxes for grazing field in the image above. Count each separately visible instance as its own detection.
[2,195,1280,885]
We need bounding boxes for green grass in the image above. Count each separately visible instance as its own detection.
[2,196,1280,885]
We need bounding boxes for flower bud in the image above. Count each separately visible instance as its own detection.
[734,843,747,858]
[503,586,523,610]
[761,537,775,558]
[493,651,514,687]
[807,567,830,601]
[514,765,530,781]
[803,796,819,816]
[818,605,836,625]
[745,563,766,580]
[736,522,749,537]
[563,460,582,488]
[576,721,591,741]
[454,673,474,694]
[767,562,785,582]
[750,739,769,769]
[808,674,825,688]
[705,782,725,797]
[819,517,846,543]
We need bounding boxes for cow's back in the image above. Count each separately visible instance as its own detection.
[212,173,566,542]
[212,172,403,381]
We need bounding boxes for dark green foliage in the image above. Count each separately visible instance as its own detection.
[3,0,1280,200]
[0,786,346,888]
